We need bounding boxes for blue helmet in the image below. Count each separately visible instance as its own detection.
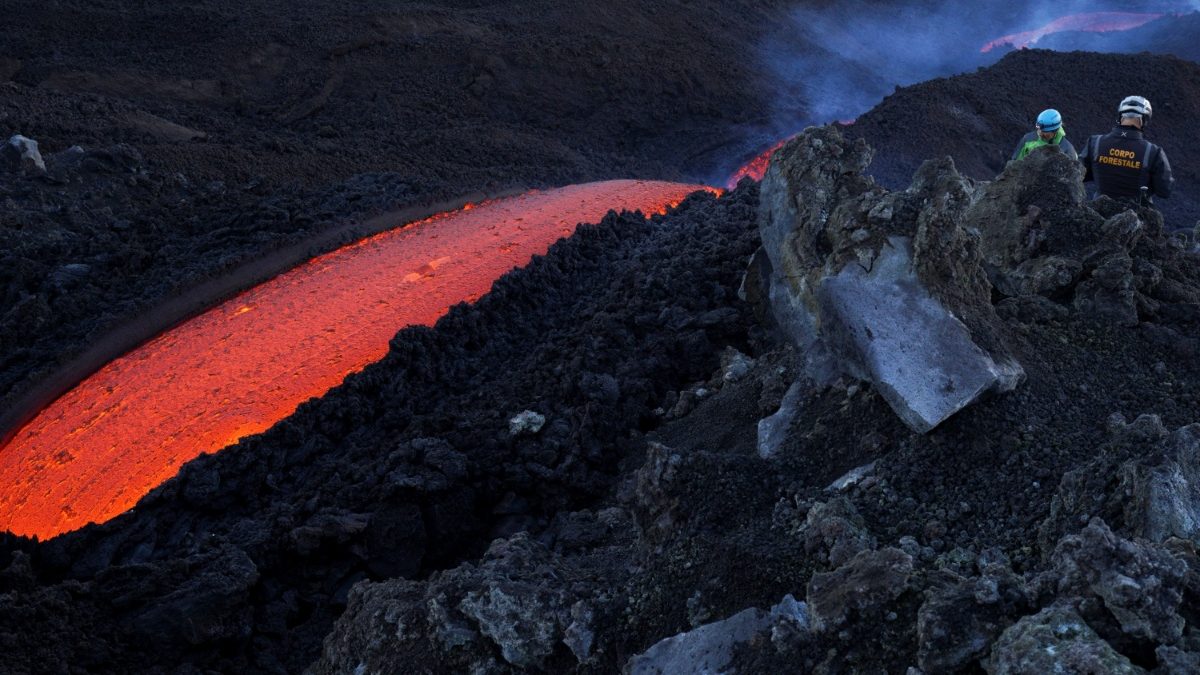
[1036,109,1062,133]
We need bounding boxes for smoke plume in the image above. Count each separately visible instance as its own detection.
[717,0,1197,180]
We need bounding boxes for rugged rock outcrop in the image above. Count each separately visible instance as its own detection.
[753,126,1022,433]
[313,532,609,673]
[985,605,1143,675]
[1040,415,1200,551]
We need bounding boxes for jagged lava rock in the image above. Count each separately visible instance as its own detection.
[312,533,587,673]
[3,134,45,175]
[807,547,913,632]
[1048,519,1188,645]
[755,126,1022,433]
[1041,415,1200,550]
[625,596,809,675]
[917,551,1032,673]
[985,605,1144,675]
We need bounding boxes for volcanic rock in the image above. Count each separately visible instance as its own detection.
[1041,416,1200,549]
[1047,519,1188,645]
[509,410,546,435]
[967,147,1090,280]
[754,126,1022,433]
[313,533,584,672]
[917,553,1032,673]
[985,605,1143,675]
[799,496,876,569]
[756,379,804,460]
[3,134,46,175]
[625,596,809,675]
[807,547,913,632]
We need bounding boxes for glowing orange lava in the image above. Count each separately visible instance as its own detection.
[725,121,856,189]
[0,180,715,540]
[981,12,1165,53]
[726,139,788,188]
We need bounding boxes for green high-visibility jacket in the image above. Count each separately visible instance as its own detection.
[1012,127,1077,161]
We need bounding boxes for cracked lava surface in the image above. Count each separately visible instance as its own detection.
[0,180,713,540]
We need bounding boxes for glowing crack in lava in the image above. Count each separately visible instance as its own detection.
[726,121,854,189]
[981,12,1166,53]
[0,180,715,540]
[726,138,789,188]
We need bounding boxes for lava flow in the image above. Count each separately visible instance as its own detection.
[726,139,788,188]
[981,12,1166,53]
[725,121,854,189]
[0,180,713,540]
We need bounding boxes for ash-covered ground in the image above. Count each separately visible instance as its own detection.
[4,3,1200,674]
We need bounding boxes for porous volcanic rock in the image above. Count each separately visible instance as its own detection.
[1040,415,1200,552]
[313,532,608,673]
[754,126,1022,433]
[985,605,1143,675]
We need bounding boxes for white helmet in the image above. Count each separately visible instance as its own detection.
[1118,95,1152,125]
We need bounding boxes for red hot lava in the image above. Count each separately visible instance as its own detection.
[726,139,788,188]
[981,12,1166,53]
[725,121,854,189]
[0,180,715,540]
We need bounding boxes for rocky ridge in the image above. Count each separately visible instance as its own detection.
[302,129,1200,673]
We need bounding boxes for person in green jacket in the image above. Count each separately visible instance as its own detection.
[1012,108,1077,161]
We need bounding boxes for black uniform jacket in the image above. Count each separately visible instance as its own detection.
[1080,126,1174,200]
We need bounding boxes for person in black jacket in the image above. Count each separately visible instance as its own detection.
[1080,96,1174,204]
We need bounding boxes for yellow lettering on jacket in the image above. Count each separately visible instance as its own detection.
[1097,155,1142,170]
[1106,148,1138,160]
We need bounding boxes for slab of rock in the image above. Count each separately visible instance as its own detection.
[818,236,1021,432]
[985,605,1144,675]
[757,379,804,459]
[754,126,1022,433]
[625,596,809,675]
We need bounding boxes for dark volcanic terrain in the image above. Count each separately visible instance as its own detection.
[0,0,799,419]
[3,2,1200,674]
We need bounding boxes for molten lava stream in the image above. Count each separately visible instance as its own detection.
[0,180,715,540]
[981,12,1165,53]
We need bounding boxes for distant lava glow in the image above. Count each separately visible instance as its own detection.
[981,12,1166,53]
[0,180,715,540]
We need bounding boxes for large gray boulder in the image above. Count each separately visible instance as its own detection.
[755,127,1022,433]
